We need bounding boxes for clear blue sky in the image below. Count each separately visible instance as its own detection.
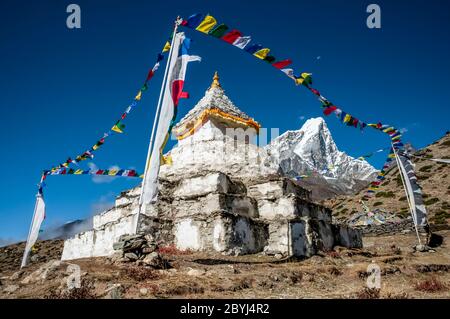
[0,0,449,243]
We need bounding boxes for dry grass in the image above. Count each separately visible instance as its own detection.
[414,277,447,293]
[122,266,160,281]
[45,278,98,299]
[158,244,193,255]
[356,287,380,299]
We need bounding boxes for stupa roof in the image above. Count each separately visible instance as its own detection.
[174,72,260,140]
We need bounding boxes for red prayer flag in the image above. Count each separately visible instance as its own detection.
[272,59,292,69]
[310,88,320,96]
[221,30,242,44]
[146,70,154,82]
[323,106,337,116]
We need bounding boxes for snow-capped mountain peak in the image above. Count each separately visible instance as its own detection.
[266,117,378,197]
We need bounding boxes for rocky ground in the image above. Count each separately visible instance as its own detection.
[1,231,449,299]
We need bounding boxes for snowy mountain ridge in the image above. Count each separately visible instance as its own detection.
[266,117,378,198]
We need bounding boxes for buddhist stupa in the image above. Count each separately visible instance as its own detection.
[161,72,278,180]
[61,72,362,261]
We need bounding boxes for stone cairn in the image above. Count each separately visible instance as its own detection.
[112,234,170,269]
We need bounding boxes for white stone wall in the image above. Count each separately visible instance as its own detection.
[61,214,137,260]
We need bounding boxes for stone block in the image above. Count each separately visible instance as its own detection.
[173,172,229,199]
[257,195,332,222]
[247,178,310,200]
[333,225,363,248]
[173,212,268,255]
[62,214,138,260]
[171,193,258,219]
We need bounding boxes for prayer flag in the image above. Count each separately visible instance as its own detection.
[185,13,204,29]
[196,15,217,33]
[209,24,229,38]
[272,59,292,69]
[254,48,270,59]
[323,105,337,116]
[162,41,171,53]
[232,36,251,49]
[111,121,125,133]
[244,44,262,54]
[221,30,242,44]
[135,90,142,101]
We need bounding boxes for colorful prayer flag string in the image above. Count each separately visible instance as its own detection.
[45,37,174,176]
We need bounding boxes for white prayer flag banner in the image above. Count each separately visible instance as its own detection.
[142,32,199,205]
[21,193,46,268]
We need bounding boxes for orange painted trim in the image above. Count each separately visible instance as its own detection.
[175,108,260,140]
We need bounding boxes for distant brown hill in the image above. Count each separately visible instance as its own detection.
[327,132,450,226]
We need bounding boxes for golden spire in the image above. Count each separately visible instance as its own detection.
[210,71,221,89]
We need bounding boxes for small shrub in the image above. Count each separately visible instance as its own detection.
[424,198,439,205]
[398,196,407,201]
[373,201,383,207]
[395,175,403,186]
[356,287,380,299]
[414,277,447,293]
[45,279,98,299]
[123,266,160,281]
[329,267,342,276]
[376,191,395,198]
[419,165,433,172]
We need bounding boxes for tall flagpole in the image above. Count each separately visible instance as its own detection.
[134,18,181,234]
[392,144,422,245]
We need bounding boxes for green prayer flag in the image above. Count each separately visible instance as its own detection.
[209,24,228,38]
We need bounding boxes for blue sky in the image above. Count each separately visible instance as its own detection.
[0,0,449,243]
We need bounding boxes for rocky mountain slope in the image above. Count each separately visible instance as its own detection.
[266,117,378,200]
[328,132,450,226]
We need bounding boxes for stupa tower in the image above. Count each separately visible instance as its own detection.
[161,72,277,180]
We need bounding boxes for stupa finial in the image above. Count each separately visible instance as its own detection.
[210,71,221,89]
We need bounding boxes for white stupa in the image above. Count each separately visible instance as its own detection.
[61,72,362,261]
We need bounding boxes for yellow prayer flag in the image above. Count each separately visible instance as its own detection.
[111,125,123,133]
[253,48,270,59]
[135,90,142,101]
[294,78,304,86]
[108,170,118,176]
[162,41,171,53]
[343,114,352,123]
[74,169,84,175]
[195,15,217,34]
